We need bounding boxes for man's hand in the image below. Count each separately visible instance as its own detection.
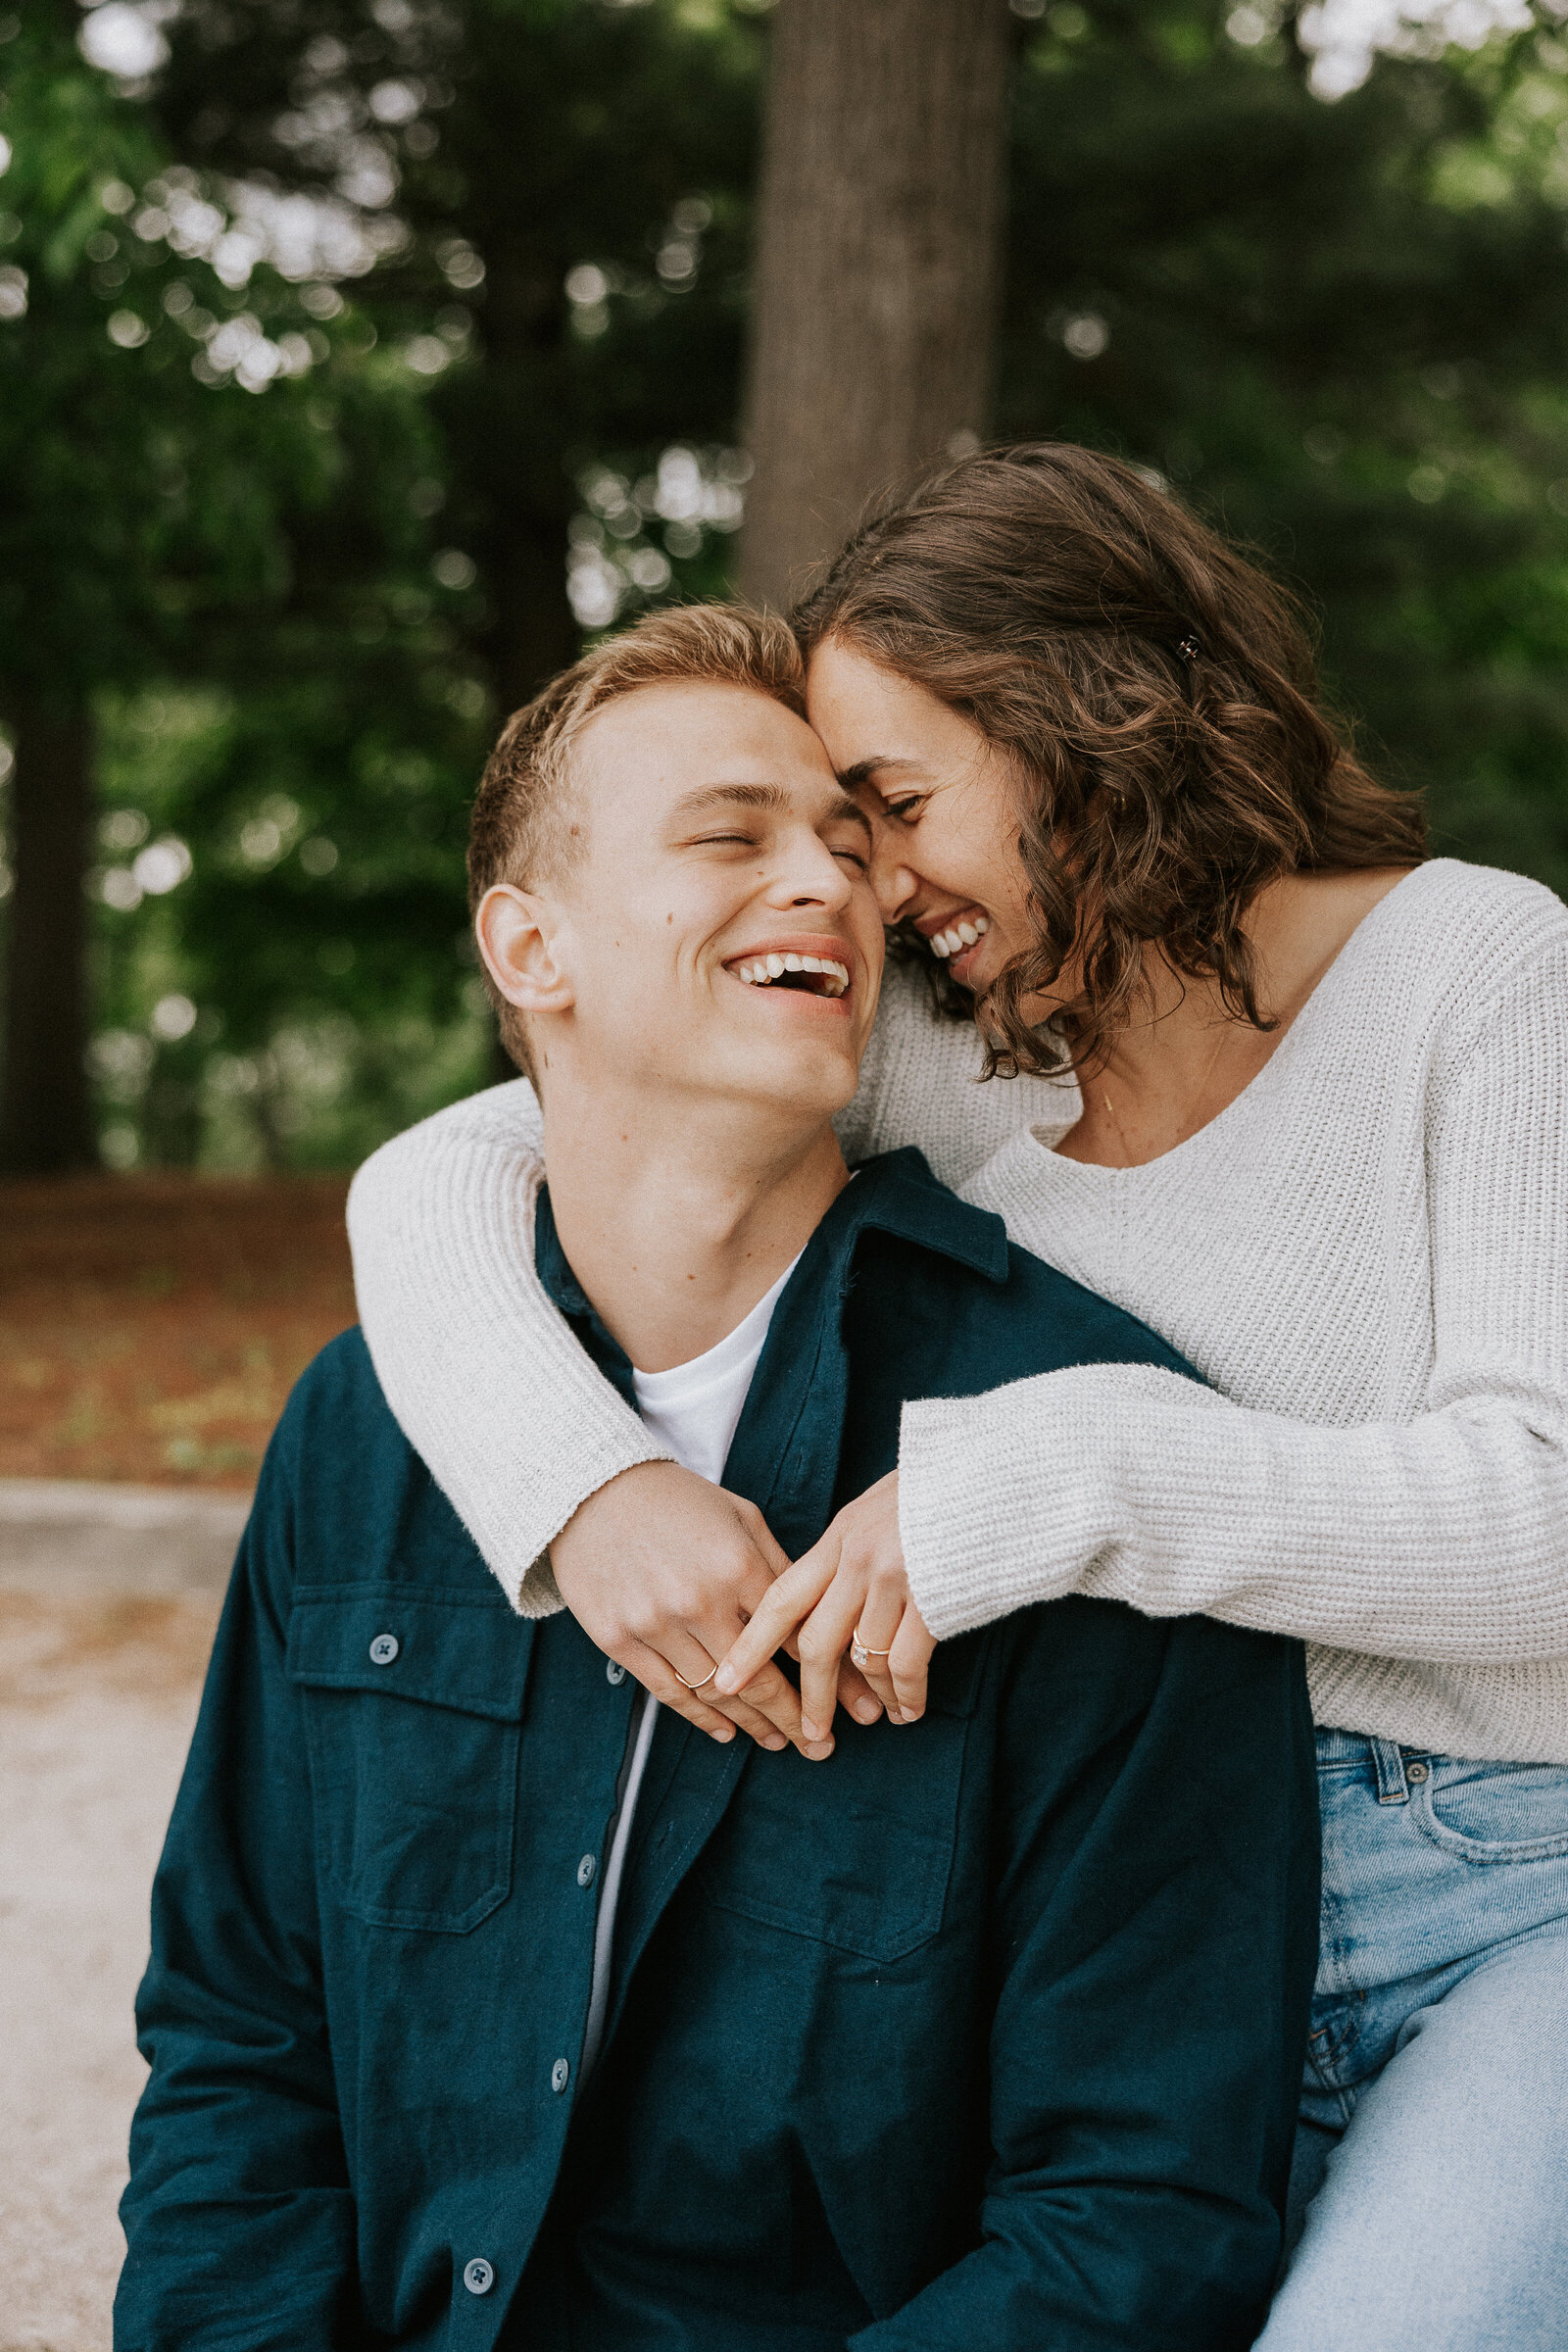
[550,1461,883,1758]
[713,1471,935,1742]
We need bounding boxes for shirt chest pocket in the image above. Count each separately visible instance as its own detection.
[286,1588,534,1935]
[697,1638,985,1964]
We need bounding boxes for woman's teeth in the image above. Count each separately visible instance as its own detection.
[929,913,989,959]
[734,953,850,998]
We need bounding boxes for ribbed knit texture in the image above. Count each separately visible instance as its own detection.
[347,1098,662,1615]
[907,860,1568,1763]
[349,861,1568,1761]
[345,958,1066,1613]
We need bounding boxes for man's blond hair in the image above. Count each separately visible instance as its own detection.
[467,603,806,1077]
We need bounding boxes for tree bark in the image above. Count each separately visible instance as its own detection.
[738,0,1011,611]
[0,699,98,1174]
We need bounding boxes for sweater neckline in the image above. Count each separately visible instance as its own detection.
[1030,859,1436,1182]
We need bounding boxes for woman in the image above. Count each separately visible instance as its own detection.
[348,445,1568,2346]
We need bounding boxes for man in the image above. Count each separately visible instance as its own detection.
[117,607,1317,2352]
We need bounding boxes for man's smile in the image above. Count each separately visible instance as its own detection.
[723,933,855,1003]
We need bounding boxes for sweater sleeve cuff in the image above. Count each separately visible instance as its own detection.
[898,1364,1225,1642]
[897,1385,1079,1641]
[509,1549,563,1619]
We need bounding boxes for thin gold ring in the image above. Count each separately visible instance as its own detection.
[851,1627,893,1668]
[673,1660,718,1692]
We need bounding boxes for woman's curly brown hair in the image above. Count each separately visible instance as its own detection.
[793,443,1427,1078]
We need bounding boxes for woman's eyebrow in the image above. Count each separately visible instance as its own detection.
[835,756,921,789]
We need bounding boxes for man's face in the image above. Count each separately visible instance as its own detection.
[482,680,885,1124]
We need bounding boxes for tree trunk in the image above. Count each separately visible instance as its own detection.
[466,230,580,1087]
[0,699,98,1174]
[738,0,1011,611]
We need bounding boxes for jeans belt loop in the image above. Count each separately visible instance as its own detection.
[1370,1735,1410,1805]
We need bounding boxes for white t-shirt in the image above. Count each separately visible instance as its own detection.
[577,1253,801,2082]
[628,1255,801,1483]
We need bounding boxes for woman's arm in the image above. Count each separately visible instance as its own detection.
[346,1077,665,1615]
[348,1082,829,1750]
[722,940,1568,1725]
[897,946,1568,1663]
[347,965,1065,1610]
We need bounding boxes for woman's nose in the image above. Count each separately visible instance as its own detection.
[869,837,918,925]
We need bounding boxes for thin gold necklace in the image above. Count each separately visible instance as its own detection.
[1094,1017,1235,1166]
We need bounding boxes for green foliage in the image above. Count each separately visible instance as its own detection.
[4,0,1567,1172]
[0,5,408,703]
[52,0,765,1168]
[152,0,764,693]
[1001,0,1568,894]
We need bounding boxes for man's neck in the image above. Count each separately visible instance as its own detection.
[540,1089,850,1373]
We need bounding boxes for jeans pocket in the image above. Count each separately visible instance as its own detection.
[1411,1755,1568,1865]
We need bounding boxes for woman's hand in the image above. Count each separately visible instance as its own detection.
[550,1461,882,1759]
[713,1472,935,1742]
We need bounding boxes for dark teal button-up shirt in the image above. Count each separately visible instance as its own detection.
[117,1150,1318,2352]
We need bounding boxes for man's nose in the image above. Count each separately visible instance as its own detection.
[768,834,855,908]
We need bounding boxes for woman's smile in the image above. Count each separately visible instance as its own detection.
[913,903,991,980]
[805,633,1034,1006]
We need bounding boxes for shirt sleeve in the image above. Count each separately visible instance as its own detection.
[346,975,1067,1609]
[115,1447,358,2352]
[852,1607,1316,2352]
[899,944,1568,1667]
[346,1077,669,1614]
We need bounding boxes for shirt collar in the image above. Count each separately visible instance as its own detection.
[533,1147,1006,1331]
[815,1146,1009,1286]
[534,1151,1008,1550]
[533,1187,639,1411]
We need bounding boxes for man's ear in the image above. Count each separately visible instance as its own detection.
[474,884,575,1016]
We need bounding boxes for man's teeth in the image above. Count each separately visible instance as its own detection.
[733,954,850,997]
[929,913,990,959]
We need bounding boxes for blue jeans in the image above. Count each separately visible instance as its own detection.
[1258,1730,1568,2350]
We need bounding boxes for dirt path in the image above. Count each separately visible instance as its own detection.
[0,1525,231,2351]
[0,1176,348,2346]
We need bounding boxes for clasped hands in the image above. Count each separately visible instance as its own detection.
[549,1461,934,1759]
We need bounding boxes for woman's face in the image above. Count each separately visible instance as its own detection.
[806,636,1035,998]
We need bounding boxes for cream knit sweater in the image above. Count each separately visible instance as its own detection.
[347,858,1568,1765]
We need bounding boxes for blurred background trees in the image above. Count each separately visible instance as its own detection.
[1,0,1566,1176]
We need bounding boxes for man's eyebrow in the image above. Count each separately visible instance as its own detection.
[826,790,874,840]
[669,781,872,839]
[669,781,791,819]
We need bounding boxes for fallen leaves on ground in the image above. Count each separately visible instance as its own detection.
[0,1174,356,1490]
